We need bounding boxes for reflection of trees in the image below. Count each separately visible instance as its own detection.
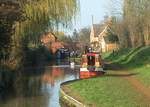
[14,72,43,97]
[42,67,65,86]
[0,68,49,107]
[0,66,79,107]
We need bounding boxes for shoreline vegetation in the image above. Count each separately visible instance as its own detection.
[60,46,150,107]
[0,0,79,92]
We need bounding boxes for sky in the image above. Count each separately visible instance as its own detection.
[65,0,122,35]
[73,0,110,30]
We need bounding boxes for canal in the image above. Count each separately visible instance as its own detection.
[0,60,80,107]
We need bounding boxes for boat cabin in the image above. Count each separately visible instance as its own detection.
[80,52,105,79]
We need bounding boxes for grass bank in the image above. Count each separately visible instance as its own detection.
[63,74,150,107]
[103,46,150,68]
[62,46,150,107]
[104,46,150,89]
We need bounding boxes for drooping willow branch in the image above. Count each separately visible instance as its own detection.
[12,0,79,46]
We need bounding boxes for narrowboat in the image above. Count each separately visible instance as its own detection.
[80,52,105,79]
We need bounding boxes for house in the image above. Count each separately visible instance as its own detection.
[90,17,119,53]
[98,25,118,52]
[41,32,64,53]
[41,32,57,46]
[90,24,103,52]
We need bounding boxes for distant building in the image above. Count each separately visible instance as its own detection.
[41,32,64,53]
[41,32,57,46]
[90,17,119,53]
[90,24,103,52]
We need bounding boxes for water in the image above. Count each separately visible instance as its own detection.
[0,60,80,107]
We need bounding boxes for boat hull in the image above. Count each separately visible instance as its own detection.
[80,68,105,79]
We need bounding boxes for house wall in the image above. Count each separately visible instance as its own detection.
[90,24,99,43]
[101,37,106,52]
[90,20,119,53]
[106,43,118,52]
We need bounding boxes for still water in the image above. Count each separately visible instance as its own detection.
[0,60,80,107]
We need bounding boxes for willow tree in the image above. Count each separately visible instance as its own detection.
[9,0,79,69]
[15,0,79,44]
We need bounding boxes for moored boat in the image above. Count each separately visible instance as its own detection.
[80,52,105,79]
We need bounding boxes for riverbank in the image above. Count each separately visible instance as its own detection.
[60,88,85,107]
[60,46,150,107]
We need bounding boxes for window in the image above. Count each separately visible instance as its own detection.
[87,56,95,66]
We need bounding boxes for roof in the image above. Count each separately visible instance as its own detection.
[45,32,57,39]
[41,32,57,44]
[92,24,104,37]
[103,36,111,44]
[86,52,99,56]
[103,34,119,44]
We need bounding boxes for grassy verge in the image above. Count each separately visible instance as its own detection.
[63,74,150,107]
[103,46,150,68]
[132,65,150,89]
[62,46,150,107]
[103,46,150,88]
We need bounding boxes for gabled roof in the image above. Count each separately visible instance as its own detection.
[92,24,104,37]
[99,24,119,44]
[103,36,112,44]
[41,32,57,44]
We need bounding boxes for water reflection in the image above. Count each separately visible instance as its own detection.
[42,67,65,86]
[0,59,79,107]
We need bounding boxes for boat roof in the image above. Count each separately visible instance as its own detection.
[85,52,100,56]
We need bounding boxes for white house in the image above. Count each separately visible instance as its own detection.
[90,17,119,53]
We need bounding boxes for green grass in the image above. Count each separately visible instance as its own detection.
[103,46,150,88]
[66,74,150,107]
[103,48,132,62]
[133,65,150,89]
[103,46,150,68]
[69,57,81,64]
[63,46,150,107]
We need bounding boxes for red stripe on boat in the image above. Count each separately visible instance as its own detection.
[80,71,104,79]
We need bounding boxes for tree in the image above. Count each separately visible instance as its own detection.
[78,27,90,46]
[0,0,80,70]
[108,0,150,48]
[72,29,79,41]
[123,0,150,47]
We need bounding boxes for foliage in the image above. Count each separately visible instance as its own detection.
[0,0,79,70]
[68,27,91,52]
[16,0,79,45]
[103,46,150,69]
[58,35,72,44]
[109,0,150,47]
[105,33,119,43]
[78,27,90,45]
[72,29,79,41]
[17,0,79,54]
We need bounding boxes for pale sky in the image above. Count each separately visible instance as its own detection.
[74,0,110,30]
[65,0,122,34]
